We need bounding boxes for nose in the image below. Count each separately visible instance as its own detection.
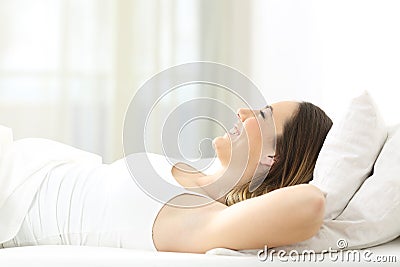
[237,108,255,122]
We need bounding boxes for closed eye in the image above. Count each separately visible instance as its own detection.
[260,105,274,120]
[260,110,265,119]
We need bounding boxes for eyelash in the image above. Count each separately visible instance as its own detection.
[260,105,273,119]
[260,110,265,119]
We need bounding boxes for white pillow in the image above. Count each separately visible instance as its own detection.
[275,123,400,252]
[310,91,387,220]
[331,123,400,248]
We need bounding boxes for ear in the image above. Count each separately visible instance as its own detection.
[260,155,275,166]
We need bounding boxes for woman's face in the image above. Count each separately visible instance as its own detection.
[212,101,299,184]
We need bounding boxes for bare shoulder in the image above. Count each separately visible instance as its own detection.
[153,184,325,253]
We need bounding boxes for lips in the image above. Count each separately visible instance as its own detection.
[229,124,240,135]
[228,121,243,141]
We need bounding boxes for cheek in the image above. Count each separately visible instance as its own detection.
[244,120,263,157]
[245,120,262,147]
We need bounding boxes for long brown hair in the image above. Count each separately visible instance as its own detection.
[224,102,333,206]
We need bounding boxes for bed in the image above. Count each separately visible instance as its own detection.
[1,92,400,266]
[0,236,399,267]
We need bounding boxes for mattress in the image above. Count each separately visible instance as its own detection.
[1,236,399,267]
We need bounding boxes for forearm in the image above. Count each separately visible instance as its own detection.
[210,184,325,250]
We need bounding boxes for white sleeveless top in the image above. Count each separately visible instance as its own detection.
[0,154,211,251]
[0,145,215,251]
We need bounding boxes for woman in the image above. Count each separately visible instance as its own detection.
[0,100,332,253]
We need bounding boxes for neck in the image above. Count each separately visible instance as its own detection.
[172,162,245,205]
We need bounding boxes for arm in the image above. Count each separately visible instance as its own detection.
[207,183,325,251]
[154,184,325,253]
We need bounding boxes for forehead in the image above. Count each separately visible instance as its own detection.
[270,101,299,135]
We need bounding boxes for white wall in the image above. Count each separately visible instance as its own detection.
[251,0,400,124]
[1,0,400,163]
[316,0,400,124]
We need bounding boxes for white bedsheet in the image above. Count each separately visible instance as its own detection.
[1,236,399,267]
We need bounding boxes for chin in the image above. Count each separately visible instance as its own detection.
[212,136,224,148]
[213,136,231,165]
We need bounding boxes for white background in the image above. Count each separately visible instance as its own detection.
[0,0,399,162]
